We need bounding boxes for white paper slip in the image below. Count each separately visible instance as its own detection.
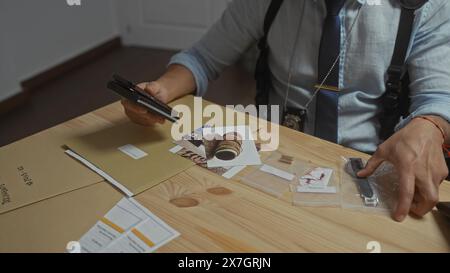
[260,164,295,181]
[222,165,246,179]
[79,198,146,253]
[169,145,183,154]
[296,186,337,194]
[114,197,150,222]
[65,150,134,197]
[118,144,148,160]
[102,215,180,253]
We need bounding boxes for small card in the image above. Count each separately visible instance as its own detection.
[79,198,145,253]
[299,167,333,188]
[118,144,148,160]
[260,164,295,181]
[169,145,184,154]
[78,197,179,253]
[222,165,246,179]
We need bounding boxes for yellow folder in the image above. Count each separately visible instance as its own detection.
[0,181,122,253]
[0,129,104,215]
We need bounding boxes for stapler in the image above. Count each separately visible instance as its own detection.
[107,74,179,123]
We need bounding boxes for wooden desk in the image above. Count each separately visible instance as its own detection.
[2,97,450,252]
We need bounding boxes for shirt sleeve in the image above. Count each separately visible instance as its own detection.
[396,0,450,130]
[168,0,271,96]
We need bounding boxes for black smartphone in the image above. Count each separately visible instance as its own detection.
[107,74,179,123]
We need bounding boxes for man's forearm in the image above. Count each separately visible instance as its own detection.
[157,64,197,102]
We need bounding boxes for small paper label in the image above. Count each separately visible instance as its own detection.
[260,164,295,181]
[118,144,148,160]
[299,168,333,188]
[222,165,246,179]
[296,186,337,194]
[169,145,183,154]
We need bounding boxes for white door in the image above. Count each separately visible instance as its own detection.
[117,0,230,50]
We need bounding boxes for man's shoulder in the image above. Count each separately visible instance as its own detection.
[406,0,448,16]
[366,0,449,24]
[425,0,448,8]
[424,0,449,13]
[416,0,449,26]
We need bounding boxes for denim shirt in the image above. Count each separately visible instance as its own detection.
[169,0,450,152]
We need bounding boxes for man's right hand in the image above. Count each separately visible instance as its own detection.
[121,64,197,126]
[121,81,169,126]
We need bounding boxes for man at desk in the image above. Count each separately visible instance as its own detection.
[121,0,450,222]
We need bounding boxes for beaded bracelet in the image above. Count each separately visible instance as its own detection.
[414,116,447,143]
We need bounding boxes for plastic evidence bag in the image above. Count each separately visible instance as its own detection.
[290,159,340,207]
[340,157,399,215]
[239,151,295,199]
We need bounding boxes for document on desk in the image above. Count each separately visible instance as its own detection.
[0,130,104,215]
[64,122,195,196]
[79,197,179,253]
[0,181,123,253]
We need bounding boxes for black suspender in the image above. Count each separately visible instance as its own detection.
[255,0,428,140]
[254,0,284,108]
[379,0,428,140]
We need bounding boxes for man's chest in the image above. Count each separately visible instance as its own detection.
[267,0,402,94]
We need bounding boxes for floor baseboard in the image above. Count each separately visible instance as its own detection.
[0,92,30,116]
[21,36,122,94]
[0,37,122,115]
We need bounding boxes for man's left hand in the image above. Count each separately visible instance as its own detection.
[357,115,449,222]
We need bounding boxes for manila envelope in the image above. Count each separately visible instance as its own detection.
[0,129,104,215]
[64,121,195,196]
[64,95,246,196]
[0,181,123,253]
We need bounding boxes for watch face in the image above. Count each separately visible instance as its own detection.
[283,114,301,131]
[282,107,307,132]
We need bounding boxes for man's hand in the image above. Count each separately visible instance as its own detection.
[121,64,197,126]
[357,115,449,222]
[121,81,169,126]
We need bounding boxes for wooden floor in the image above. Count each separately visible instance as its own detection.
[0,46,255,147]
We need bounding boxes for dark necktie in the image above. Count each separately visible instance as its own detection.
[314,0,345,143]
